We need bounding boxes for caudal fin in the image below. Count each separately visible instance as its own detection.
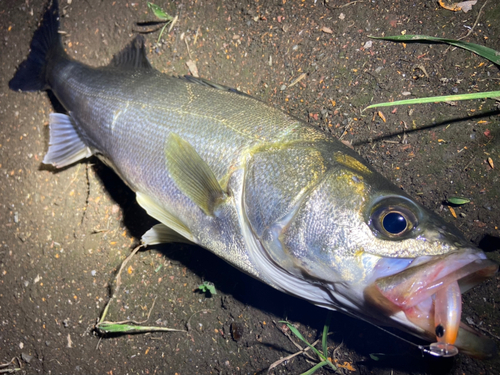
[9,0,64,92]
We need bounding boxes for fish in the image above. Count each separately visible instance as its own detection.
[9,0,497,359]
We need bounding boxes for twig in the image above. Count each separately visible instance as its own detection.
[0,357,21,374]
[101,297,157,326]
[94,245,186,339]
[288,73,307,88]
[185,38,192,60]
[325,0,363,10]
[267,343,317,373]
[168,15,178,33]
[463,156,476,171]
[115,244,144,294]
[444,0,489,54]
[286,333,319,362]
[458,0,488,41]
[186,309,213,332]
[96,244,144,325]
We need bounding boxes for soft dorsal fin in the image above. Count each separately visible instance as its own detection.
[165,133,226,216]
[109,35,153,70]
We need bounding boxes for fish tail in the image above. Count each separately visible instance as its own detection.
[9,0,65,91]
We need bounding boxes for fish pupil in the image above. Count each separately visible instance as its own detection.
[435,324,445,338]
[382,212,407,234]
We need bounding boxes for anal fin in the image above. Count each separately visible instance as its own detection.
[136,191,195,243]
[43,113,92,168]
[165,133,226,216]
[141,223,195,246]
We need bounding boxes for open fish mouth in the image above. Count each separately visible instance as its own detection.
[365,250,498,358]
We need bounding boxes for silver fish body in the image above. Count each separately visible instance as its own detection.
[10,0,497,358]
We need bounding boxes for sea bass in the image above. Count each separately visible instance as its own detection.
[10,0,497,358]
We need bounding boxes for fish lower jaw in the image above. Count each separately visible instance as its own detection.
[364,254,497,357]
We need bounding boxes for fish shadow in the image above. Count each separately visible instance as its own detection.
[479,234,500,253]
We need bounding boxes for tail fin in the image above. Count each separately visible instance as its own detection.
[9,0,64,92]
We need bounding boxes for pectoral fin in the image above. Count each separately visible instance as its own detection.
[43,113,92,168]
[136,192,195,243]
[165,133,226,216]
[141,223,195,246]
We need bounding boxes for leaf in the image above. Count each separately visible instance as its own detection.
[449,206,457,218]
[456,1,477,13]
[369,34,500,66]
[488,157,495,169]
[321,26,333,34]
[147,2,173,21]
[198,281,217,295]
[447,196,471,205]
[369,352,388,361]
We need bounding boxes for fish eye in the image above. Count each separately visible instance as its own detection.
[369,200,419,239]
[382,211,408,235]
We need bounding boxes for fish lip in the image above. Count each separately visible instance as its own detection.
[364,250,498,354]
[369,250,497,309]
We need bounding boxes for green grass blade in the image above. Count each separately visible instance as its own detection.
[300,361,329,375]
[279,321,325,360]
[370,35,500,65]
[365,90,500,110]
[97,322,185,334]
[322,312,332,358]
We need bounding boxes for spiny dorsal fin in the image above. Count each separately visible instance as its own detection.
[109,35,153,70]
[165,133,226,216]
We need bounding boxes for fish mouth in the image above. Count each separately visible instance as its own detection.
[365,250,498,358]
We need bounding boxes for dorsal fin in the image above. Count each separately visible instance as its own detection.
[109,35,153,70]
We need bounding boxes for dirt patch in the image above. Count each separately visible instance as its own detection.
[1,0,499,374]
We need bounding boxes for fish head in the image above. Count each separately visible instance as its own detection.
[250,149,497,358]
